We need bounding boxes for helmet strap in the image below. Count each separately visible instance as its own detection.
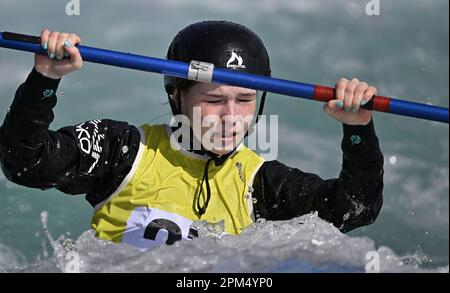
[255,91,267,124]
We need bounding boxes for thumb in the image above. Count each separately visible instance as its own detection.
[323,99,344,113]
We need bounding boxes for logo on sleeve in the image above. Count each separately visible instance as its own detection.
[350,135,362,145]
[75,119,105,173]
[42,89,54,99]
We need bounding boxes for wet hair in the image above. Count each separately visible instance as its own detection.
[169,80,197,115]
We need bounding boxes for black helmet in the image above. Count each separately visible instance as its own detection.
[165,20,271,115]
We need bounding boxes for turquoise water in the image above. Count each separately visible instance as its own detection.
[0,0,448,270]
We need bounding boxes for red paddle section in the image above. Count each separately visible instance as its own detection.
[313,85,334,102]
[313,85,391,112]
[372,96,391,112]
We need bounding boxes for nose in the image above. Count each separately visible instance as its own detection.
[221,99,236,117]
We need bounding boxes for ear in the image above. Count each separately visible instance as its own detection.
[169,88,183,114]
[169,88,178,104]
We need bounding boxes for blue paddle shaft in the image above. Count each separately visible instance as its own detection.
[0,31,448,124]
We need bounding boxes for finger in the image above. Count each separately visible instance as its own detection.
[56,32,69,60]
[63,34,81,58]
[68,33,81,45]
[363,86,378,105]
[40,29,50,50]
[344,78,359,112]
[325,99,345,111]
[47,31,60,59]
[65,45,83,69]
[335,78,348,101]
[352,82,369,111]
[323,103,333,114]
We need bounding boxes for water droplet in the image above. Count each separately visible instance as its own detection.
[23,167,28,172]
[59,91,64,96]
[122,145,129,153]
[104,161,108,165]
[17,172,21,177]
[389,155,397,165]
[41,210,48,218]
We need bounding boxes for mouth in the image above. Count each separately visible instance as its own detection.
[219,131,237,139]
[212,128,237,138]
[209,132,238,147]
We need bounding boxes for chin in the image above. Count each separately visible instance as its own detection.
[205,132,245,156]
[210,143,237,156]
[210,149,231,156]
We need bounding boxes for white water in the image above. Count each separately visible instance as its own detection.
[2,213,448,273]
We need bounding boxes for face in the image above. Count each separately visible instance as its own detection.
[172,82,257,155]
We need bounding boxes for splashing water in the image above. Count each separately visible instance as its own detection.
[3,212,448,273]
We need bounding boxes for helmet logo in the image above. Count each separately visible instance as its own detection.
[226,51,246,69]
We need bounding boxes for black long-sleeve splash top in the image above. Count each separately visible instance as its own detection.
[0,69,384,236]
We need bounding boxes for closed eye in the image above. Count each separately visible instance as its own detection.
[203,94,225,104]
[238,98,255,103]
[206,100,222,104]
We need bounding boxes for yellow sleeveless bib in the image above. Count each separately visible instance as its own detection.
[91,124,265,250]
